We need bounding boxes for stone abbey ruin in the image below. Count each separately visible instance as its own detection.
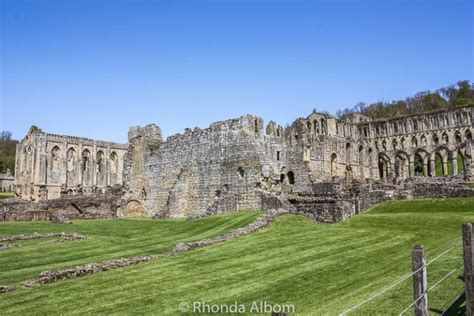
[4,105,474,223]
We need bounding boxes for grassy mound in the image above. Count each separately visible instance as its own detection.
[0,198,473,315]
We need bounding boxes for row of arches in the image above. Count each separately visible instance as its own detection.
[372,110,471,137]
[280,171,295,185]
[378,146,467,179]
[49,146,119,187]
[306,118,328,136]
[375,129,472,152]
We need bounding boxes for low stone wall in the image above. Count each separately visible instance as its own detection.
[0,194,120,222]
[403,176,474,198]
[0,232,87,242]
[21,209,289,287]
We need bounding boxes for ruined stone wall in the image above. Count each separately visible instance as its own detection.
[15,126,127,201]
[0,194,120,222]
[123,106,473,218]
[358,105,474,181]
[124,115,305,217]
[13,105,474,221]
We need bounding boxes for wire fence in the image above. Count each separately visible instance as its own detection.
[339,241,464,316]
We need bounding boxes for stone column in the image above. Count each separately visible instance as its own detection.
[452,154,459,176]
[409,157,415,178]
[430,154,436,177]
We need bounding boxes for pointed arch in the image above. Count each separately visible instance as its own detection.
[455,131,462,143]
[109,151,119,185]
[50,146,61,183]
[378,153,390,179]
[441,132,449,144]
[96,150,106,186]
[432,133,439,146]
[466,129,472,141]
[420,135,427,146]
[287,171,295,185]
[82,149,92,186]
[331,153,338,175]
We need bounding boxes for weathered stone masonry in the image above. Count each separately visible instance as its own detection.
[12,105,474,222]
[15,126,127,200]
[122,105,473,219]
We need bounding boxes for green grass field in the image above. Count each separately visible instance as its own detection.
[0,198,473,315]
[0,192,14,200]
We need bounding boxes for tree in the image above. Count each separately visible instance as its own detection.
[0,131,12,141]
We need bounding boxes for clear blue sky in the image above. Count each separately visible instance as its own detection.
[1,0,472,143]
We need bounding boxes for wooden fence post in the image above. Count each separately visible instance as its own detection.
[412,245,429,316]
[463,223,474,316]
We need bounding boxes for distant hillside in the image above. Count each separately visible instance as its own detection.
[0,131,18,175]
[337,80,474,119]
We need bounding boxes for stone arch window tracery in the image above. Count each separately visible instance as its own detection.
[400,137,406,149]
[411,136,418,147]
[392,139,398,150]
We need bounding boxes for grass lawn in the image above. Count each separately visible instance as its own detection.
[0,192,14,200]
[0,198,473,315]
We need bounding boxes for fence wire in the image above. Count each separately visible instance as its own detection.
[338,241,463,315]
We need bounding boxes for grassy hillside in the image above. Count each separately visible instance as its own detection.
[0,198,473,315]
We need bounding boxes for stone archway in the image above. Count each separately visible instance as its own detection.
[124,200,146,217]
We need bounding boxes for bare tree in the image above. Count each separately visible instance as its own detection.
[0,131,12,141]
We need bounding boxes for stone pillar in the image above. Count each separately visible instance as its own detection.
[463,223,474,316]
[430,154,436,177]
[412,245,429,316]
[78,143,83,186]
[409,157,415,178]
[442,158,448,176]
[452,155,459,176]
[92,144,97,187]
